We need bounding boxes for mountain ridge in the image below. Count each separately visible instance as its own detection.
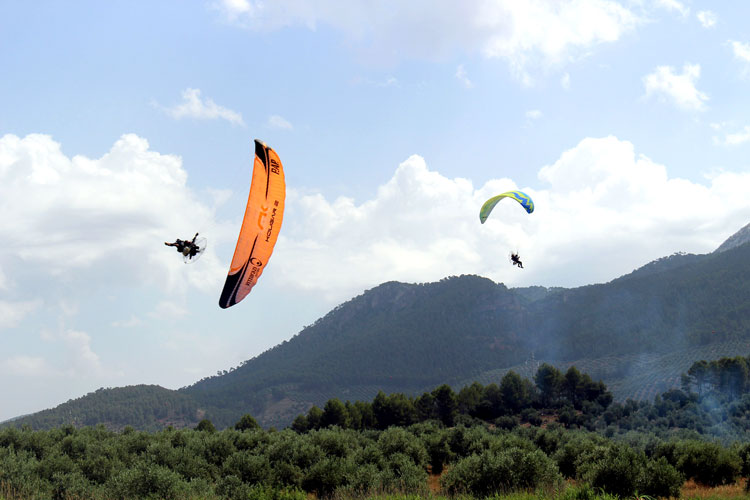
[7,222,750,430]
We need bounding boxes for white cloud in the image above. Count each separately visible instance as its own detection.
[2,355,49,377]
[526,110,543,120]
[62,329,102,374]
[214,0,640,83]
[525,109,543,127]
[455,64,473,88]
[696,10,717,28]
[274,136,750,301]
[731,40,750,62]
[157,88,245,125]
[0,133,226,299]
[730,40,750,77]
[725,127,750,145]
[3,329,110,379]
[267,114,293,130]
[0,300,41,329]
[150,300,189,319]
[714,125,750,146]
[643,63,708,111]
[352,75,399,87]
[655,0,689,17]
[216,0,254,21]
[111,315,143,328]
[561,72,571,89]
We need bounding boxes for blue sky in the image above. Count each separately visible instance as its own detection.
[2,0,750,422]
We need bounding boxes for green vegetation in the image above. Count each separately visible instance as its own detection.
[0,417,743,499]
[5,358,750,499]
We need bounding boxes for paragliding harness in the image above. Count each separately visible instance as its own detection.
[510,252,524,269]
[165,233,202,260]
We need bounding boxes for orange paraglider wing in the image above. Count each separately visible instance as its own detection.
[219,139,285,308]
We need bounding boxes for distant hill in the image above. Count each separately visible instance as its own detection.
[12,385,203,432]
[7,223,750,430]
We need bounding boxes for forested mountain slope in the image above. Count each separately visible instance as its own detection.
[182,236,750,427]
[8,225,750,430]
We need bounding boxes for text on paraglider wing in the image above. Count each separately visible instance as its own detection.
[245,263,261,286]
[265,206,278,243]
[270,159,281,175]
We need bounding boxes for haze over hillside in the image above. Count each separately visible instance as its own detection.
[7,223,750,430]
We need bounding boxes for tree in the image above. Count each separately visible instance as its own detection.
[432,385,458,427]
[563,366,584,407]
[373,391,416,429]
[535,364,564,407]
[291,414,308,433]
[306,406,323,430]
[195,419,215,433]
[415,393,436,421]
[500,371,533,413]
[321,399,349,429]
[478,383,503,420]
[234,414,260,431]
[457,382,483,417]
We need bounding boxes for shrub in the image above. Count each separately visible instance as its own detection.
[579,444,644,498]
[223,451,272,485]
[521,408,543,426]
[310,428,356,459]
[343,462,380,493]
[106,462,188,500]
[675,440,741,486]
[377,427,428,468]
[217,474,253,500]
[495,415,519,430]
[637,456,684,498]
[380,451,428,492]
[423,431,451,474]
[441,447,560,496]
[302,456,354,496]
[50,470,100,500]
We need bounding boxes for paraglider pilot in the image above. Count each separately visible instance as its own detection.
[511,252,524,269]
[165,232,200,258]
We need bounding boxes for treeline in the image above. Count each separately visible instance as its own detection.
[683,355,750,397]
[291,364,613,432]
[598,355,750,439]
[289,355,750,442]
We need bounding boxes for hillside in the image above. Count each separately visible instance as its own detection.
[11,385,203,432]
[8,224,750,430]
[182,232,750,428]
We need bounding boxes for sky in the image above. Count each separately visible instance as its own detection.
[1,0,750,422]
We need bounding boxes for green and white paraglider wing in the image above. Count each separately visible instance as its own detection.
[479,190,534,224]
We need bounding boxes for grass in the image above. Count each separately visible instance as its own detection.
[681,478,749,499]
[2,480,748,500]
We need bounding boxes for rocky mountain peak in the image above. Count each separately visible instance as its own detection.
[714,222,750,253]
